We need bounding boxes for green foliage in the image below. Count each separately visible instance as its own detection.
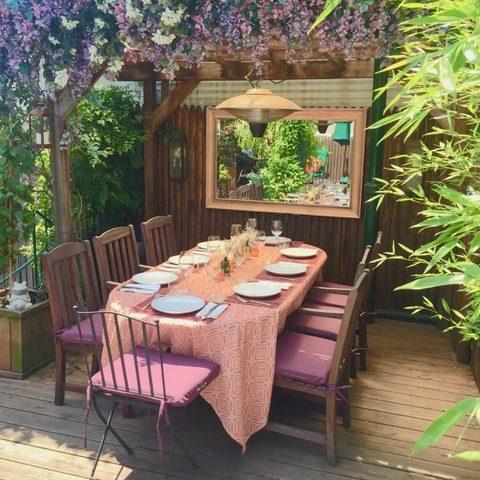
[260,155,308,201]
[413,397,480,460]
[0,113,35,279]
[68,86,145,238]
[218,164,232,184]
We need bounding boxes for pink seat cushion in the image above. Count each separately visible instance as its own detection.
[306,290,349,308]
[288,312,341,340]
[91,348,220,407]
[275,331,335,386]
[59,314,103,345]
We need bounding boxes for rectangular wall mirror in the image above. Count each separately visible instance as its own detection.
[206,107,367,218]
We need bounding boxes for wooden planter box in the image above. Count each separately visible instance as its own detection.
[0,300,54,379]
[450,328,471,365]
[471,342,480,391]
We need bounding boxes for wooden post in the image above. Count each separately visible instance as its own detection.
[48,99,73,244]
[143,80,157,219]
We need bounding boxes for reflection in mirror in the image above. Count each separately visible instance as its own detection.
[215,118,354,208]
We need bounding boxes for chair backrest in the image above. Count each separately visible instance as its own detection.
[40,242,101,333]
[75,308,167,403]
[93,225,140,301]
[140,215,178,266]
[328,269,371,385]
[353,245,371,283]
[368,230,383,266]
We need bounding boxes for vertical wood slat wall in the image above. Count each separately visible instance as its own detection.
[157,105,365,287]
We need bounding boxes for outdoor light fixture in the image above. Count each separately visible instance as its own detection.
[28,103,51,149]
[215,87,302,137]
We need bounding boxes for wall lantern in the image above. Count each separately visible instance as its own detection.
[28,103,51,149]
[162,126,187,180]
[216,87,302,137]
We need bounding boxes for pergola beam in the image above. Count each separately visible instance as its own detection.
[145,79,200,133]
[119,59,374,82]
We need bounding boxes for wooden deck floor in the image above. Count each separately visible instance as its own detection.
[0,319,479,480]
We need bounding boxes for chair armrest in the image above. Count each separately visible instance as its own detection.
[137,264,152,272]
[106,281,120,293]
[311,286,351,295]
[297,307,343,319]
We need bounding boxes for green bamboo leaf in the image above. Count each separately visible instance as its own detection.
[412,397,480,454]
[396,274,465,291]
[438,56,456,94]
[308,0,342,33]
[455,451,480,462]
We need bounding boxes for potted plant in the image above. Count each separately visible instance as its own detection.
[0,114,54,379]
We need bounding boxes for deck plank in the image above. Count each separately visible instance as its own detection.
[0,318,478,480]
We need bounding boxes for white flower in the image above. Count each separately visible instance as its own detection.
[152,31,176,46]
[54,69,69,89]
[94,18,106,30]
[60,16,79,31]
[70,48,76,56]
[48,36,60,46]
[161,6,185,27]
[107,58,124,75]
[125,0,143,23]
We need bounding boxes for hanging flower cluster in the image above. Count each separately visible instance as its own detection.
[0,0,398,106]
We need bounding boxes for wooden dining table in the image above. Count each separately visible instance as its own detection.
[105,242,327,450]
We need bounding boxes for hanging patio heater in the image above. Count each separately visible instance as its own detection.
[215,87,302,137]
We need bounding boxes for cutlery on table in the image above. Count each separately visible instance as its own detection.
[235,294,271,307]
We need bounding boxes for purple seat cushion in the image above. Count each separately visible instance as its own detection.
[275,331,335,386]
[306,290,349,308]
[91,348,220,407]
[59,314,103,345]
[288,312,341,341]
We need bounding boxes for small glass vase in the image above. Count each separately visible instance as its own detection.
[221,256,231,276]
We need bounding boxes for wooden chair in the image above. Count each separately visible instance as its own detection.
[140,215,178,266]
[92,225,149,302]
[75,308,220,479]
[269,271,370,465]
[40,242,102,406]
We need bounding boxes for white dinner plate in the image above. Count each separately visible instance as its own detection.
[131,271,178,285]
[265,262,307,276]
[280,247,318,259]
[264,236,291,246]
[168,254,209,266]
[234,282,281,299]
[197,240,222,250]
[151,295,206,315]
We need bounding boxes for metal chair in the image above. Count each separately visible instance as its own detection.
[40,242,103,406]
[75,308,220,479]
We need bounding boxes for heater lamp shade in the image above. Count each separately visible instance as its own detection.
[216,88,302,123]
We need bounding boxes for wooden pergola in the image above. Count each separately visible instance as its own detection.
[48,45,377,244]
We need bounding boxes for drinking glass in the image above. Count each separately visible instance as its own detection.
[271,220,283,247]
[246,218,257,230]
[178,251,193,294]
[207,235,221,251]
[206,255,222,300]
[230,224,242,238]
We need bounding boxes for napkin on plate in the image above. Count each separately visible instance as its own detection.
[258,280,292,290]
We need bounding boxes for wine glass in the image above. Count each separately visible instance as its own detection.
[207,235,221,251]
[230,224,242,238]
[206,254,222,300]
[178,251,193,294]
[246,218,257,230]
[271,220,283,247]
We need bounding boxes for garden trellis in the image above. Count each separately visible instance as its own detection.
[0,0,398,242]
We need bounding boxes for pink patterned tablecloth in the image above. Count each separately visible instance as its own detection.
[106,243,326,449]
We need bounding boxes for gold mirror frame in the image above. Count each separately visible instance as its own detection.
[206,107,367,218]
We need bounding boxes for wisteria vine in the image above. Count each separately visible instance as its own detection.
[0,0,398,107]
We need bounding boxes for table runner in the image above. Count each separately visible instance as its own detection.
[105,243,326,449]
